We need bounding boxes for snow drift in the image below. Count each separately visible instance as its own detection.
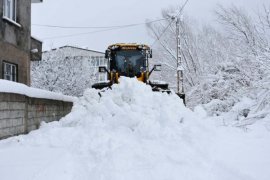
[0,77,269,180]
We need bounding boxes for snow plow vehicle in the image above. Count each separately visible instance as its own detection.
[92,43,185,103]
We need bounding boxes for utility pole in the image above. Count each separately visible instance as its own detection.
[176,17,184,95]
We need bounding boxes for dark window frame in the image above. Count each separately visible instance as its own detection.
[2,60,18,82]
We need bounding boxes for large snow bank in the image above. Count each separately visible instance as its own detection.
[0,77,269,180]
[201,85,270,128]
[0,79,75,102]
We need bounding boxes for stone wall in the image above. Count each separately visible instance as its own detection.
[0,92,73,139]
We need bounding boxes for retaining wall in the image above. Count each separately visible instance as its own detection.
[0,92,73,139]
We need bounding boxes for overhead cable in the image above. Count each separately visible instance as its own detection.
[151,0,190,47]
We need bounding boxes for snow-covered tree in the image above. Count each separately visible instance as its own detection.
[31,46,106,96]
[147,4,270,121]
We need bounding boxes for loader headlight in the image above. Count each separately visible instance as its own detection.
[111,45,119,50]
[138,45,147,50]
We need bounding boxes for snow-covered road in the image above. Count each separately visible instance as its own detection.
[0,78,270,180]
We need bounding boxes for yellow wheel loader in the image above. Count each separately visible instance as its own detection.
[92,43,185,103]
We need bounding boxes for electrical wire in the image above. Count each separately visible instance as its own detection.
[150,20,174,47]
[34,0,190,42]
[39,18,167,40]
[32,18,166,29]
[150,0,190,47]
[43,27,125,40]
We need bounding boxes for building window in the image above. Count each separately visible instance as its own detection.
[98,57,108,82]
[3,61,17,82]
[3,0,17,22]
[98,73,107,82]
[91,56,108,82]
[90,57,95,67]
[99,58,105,66]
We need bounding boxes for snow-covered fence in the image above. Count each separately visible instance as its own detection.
[0,80,74,140]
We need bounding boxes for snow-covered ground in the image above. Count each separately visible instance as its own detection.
[0,78,269,180]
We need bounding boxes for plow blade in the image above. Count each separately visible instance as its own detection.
[149,81,186,105]
[92,82,111,90]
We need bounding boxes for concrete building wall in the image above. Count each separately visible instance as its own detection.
[0,0,41,85]
[0,0,31,51]
[0,92,73,140]
[0,42,30,85]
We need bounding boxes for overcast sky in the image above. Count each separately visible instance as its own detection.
[31,0,269,52]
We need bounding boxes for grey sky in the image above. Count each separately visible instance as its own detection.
[32,0,269,52]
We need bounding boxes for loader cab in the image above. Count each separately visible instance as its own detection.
[105,44,152,78]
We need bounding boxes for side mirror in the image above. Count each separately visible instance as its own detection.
[99,66,107,73]
[149,64,162,77]
[149,49,153,58]
[105,50,109,59]
[98,66,111,80]
[154,64,161,71]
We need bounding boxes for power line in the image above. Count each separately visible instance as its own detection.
[39,18,167,40]
[151,0,190,47]
[43,27,124,40]
[32,18,166,29]
[36,0,190,43]
[150,20,174,47]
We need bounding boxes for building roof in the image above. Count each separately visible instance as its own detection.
[43,45,104,54]
[31,36,43,43]
[107,43,150,50]
[59,45,104,54]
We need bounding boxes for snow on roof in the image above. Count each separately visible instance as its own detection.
[31,0,43,3]
[51,45,104,54]
[31,35,43,43]
[0,80,76,102]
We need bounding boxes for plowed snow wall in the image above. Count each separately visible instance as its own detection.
[0,93,73,139]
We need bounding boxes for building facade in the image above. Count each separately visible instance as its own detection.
[0,0,42,85]
[56,46,108,83]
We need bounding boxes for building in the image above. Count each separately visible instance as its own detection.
[44,45,108,82]
[31,46,108,96]
[58,45,108,82]
[0,0,43,85]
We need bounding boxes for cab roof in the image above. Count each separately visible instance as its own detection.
[107,43,150,50]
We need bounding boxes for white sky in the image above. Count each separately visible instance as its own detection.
[32,0,269,52]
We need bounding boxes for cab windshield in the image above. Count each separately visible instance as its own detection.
[112,50,146,77]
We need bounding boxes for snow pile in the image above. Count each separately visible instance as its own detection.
[0,77,270,180]
[201,80,270,128]
[0,79,75,102]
